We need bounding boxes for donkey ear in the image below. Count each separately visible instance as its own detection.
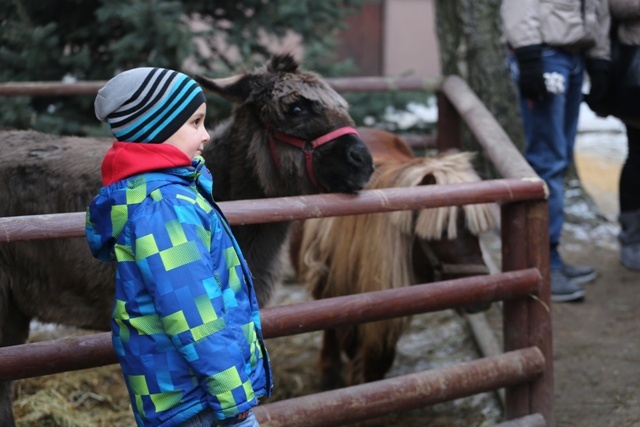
[267,53,300,73]
[195,74,252,104]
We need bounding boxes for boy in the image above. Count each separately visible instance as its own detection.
[86,67,272,427]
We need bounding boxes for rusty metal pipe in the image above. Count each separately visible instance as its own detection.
[440,76,539,180]
[253,347,545,427]
[0,76,440,97]
[261,269,540,337]
[0,269,540,381]
[0,81,106,96]
[0,179,546,243]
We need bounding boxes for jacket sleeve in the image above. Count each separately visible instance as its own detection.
[609,0,640,20]
[587,0,612,60]
[129,196,255,399]
[501,0,543,49]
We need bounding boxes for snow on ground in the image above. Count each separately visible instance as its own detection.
[576,103,627,162]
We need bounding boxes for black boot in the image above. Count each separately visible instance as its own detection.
[619,209,640,271]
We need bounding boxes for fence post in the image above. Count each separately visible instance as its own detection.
[526,201,553,424]
[436,89,461,151]
[501,200,553,424]
[502,202,531,418]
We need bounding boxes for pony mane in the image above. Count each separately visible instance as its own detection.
[299,151,498,300]
[299,211,413,354]
[371,152,498,240]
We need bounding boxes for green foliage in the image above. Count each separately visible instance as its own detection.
[0,0,368,136]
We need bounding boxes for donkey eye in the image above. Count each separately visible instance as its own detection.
[287,102,308,117]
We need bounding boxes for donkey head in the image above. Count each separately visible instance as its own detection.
[195,53,374,197]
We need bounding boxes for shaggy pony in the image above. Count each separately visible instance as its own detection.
[297,151,497,387]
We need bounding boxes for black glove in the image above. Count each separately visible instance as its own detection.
[514,44,548,100]
[585,59,611,113]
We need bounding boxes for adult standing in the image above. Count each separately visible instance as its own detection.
[501,0,611,302]
[586,0,640,272]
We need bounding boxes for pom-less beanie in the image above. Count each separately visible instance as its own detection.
[95,67,206,144]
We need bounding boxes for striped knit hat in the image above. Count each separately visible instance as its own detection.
[95,67,206,144]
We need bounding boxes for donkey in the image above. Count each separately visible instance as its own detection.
[292,129,497,388]
[0,53,373,426]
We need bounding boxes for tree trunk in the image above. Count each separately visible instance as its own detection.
[434,0,525,179]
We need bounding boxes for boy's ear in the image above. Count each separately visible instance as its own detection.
[195,74,252,104]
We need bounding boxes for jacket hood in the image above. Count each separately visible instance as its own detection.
[86,155,211,262]
[101,141,191,185]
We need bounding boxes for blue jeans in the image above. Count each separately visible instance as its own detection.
[179,409,259,427]
[509,47,585,269]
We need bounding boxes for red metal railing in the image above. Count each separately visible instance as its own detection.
[0,75,552,426]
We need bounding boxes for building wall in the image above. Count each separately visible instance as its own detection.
[383,0,441,78]
[334,0,441,78]
[335,2,385,75]
[256,1,442,78]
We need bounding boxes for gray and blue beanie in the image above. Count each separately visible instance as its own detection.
[95,67,206,144]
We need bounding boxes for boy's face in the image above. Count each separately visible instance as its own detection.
[164,103,210,159]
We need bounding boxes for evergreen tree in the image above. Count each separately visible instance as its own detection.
[0,0,368,135]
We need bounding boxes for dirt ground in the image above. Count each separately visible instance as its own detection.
[551,231,640,427]
[546,215,640,426]
[479,177,640,427]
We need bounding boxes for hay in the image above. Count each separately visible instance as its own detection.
[13,365,134,427]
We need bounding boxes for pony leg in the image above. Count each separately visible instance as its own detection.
[361,343,396,384]
[345,340,396,386]
[319,329,344,390]
[0,289,32,427]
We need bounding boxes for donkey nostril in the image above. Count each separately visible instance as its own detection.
[348,146,369,166]
[349,151,362,164]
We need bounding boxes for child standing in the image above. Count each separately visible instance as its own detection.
[86,67,272,427]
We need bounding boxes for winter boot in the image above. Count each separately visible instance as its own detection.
[619,209,640,271]
[562,263,597,284]
[550,269,585,302]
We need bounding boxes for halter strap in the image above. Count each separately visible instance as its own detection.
[268,126,359,191]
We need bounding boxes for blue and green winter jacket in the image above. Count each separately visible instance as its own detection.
[86,143,272,427]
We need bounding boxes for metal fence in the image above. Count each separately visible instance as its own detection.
[0,75,552,426]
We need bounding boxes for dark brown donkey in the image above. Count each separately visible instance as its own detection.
[0,53,374,426]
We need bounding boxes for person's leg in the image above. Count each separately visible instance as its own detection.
[558,53,597,283]
[521,48,575,269]
[180,409,260,427]
[618,124,640,271]
[619,124,640,212]
[227,411,259,427]
[513,47,585,301]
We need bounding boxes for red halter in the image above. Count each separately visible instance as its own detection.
[268,126,359,191]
